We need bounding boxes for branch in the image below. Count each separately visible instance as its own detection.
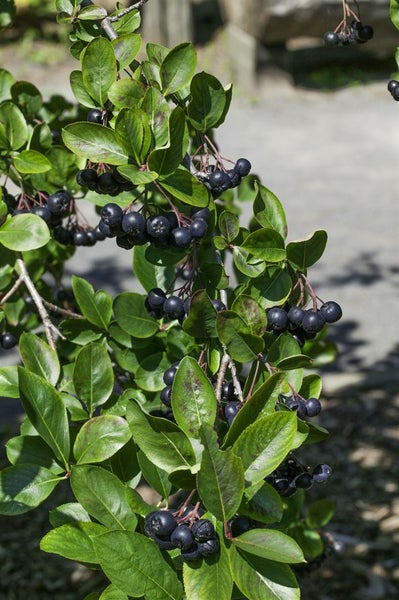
[101,0,150,40]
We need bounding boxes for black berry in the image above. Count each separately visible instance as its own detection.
[234,158,251,176]
[144,510,177,537]
[100,203,123,227]
[87,108,103,123]
[267,307,288,332]
[305,397,322,417]
[319,301,342,323]
[170,524,194,550]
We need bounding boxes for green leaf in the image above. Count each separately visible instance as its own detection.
[219,210,240,243]
[82,37,117,107]
[216,311,264,362]
[171,356,217,438]
[286,230,328,271]
[183,536,233,600]
[73,342,114,416]
[74,416,131,464]
[248,266,292,310]
[93,530,184,599]
[0,366,19,397]
[113,292,159,338]
[231,295,267,335]
[0,464,62,515]
[253,184,287,239]
[298,374,322,399]
[182,289,218,338]
[0,69,15,102]
[240,481,283,524]
[40,522,107,563]
[137,449,172,499]
[229,546,300,600]
[241,228,286,262]
[18,368,70,469]
[112,32,141,69]
[49,502,91,527]
[70,464,138,530]
[72,275,112,329]
[0,214,50,251]
[11,80,42,120]
[13,149,52,174]
[267,332,311,369]
[233,412,297,484]
[233,247,266,278]
[19,332,60,386]
[70,70,96,108]
[107,78,146,109]
[0,101,28,150]
[160,42,197,95]
[59,318,103,345]
[232,529,305,564]
[115,107,152,164]
[126,400,197,474]
[133,245,174,292]
[140,86,170,146]
[306,499,335,529]
[62,122,128,165]
[187,71,227,132]
[391,0,399,30]
[6,435,64,474]
[159,168,210,206]
[197,424,244,521]
[99,585,129,600]
[116,164,158,185]
[148,107,189,175]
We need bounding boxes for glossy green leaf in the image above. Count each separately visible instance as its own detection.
[183,536,233,600]
[248,266,292,310]
[253,184,287,239]
[390,0,399,30]
[241,228,286,262]
[229,546,300,600]
[216,311,264,362]
[70,70,96,107]
[0,100,28,150]
[49,502,91,527]
[6,435,64,474]
[148,107,189,175]
[93,530,184,599]
[298,374,322,399]
[59,318,103,345]
[219,210,240,243]
[197,424,244,521]
[233,247,266,278]
[233,529,305,563]
[72,275,112,329]
[140,86,170,146]
[19,332,60,385]
[0,366,19,397]
[116,164,158,184]
[172,356,217,438]
[11,80,42,120]
[233,412,297,484]
[70,464,138,530]
[182,289,218,338]
[13,149,52,174]
[115,107,152,164]
[231,295,267,335]
[159,168,210,207]
[78,4,107,19]
[99,585,129,600]
[187,71,227,131]
[18,368,70,468]
[126,400,197,473]
[0,464,62,515]
[160,42,197,95]
[112,32,141,69]
[73,342,114,416]
[40,522,107,563]
[286,230,328,271]
[267,332,308,369]
[0,214,50,251]
[240,481,283,524]
[137,449,172,499]
[63,122,128,165]
[73,416,131,464]
[113,292,159,338]
[82,37,117,106]
[133,245,175,292]
[0,69,15,102]
[107,78,146,109]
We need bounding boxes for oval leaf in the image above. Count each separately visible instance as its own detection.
[19,332,60,385]
[0,464,62,515]
[0,214,50,251]
[73,342,114,416]
[62,122,128,165]
[74,416,131,464]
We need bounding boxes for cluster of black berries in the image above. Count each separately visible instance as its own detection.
[159,361,180,407]
[202,158,251,197]
[324,20,373,46]
[266,300,342,345]
[2,186,106,247]
[388,80,399,101]
[220,380,242,426]
[144,510,219,561]
[145,288,189,323]
[280,394,322,419]
[266,456,333,498]
[76,167,136,196]
[0,331,18,350]
[97,205,209,252]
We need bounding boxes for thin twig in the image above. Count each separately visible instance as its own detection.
[42,299,83,320]
[0,276,23,305]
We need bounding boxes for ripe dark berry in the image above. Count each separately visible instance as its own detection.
[323,31,340,46]
[305,397,322,417]
[358,25,373,41]
[312,463,333,483]
[163,296,185,320]
[274,477,290,495]
[121,211,146,235]
[181,544,201,561]
[224,401,241,426]
[100,203,123,227]
[286,397,307,419]
[189,217,208,239]
[144,510,177,537]
[116,235,134,250]
[165,211,178,230]
[234,158,251,176]
[98,220,120,238]
[47,190,71,217]
[227,168,241,187]
[230,515,255,537]
[191,519,215,542]
[170,227,192,248]
[301,310,326,334]
[208,169,231,194]
[388,80,399,93]
[73,230,89,246]
[31,205,52,223]
[53,226,73,245]
[147,288,167,310]
[87,108,103,123]
[197,536,219,557]
[96,172,120,195]
[76,168,98,189]
[287,306,305,328]
[160,385,172,407]
[147,215,171,238]
[170,524,194,550]
[267,307,288,332]
[191,207,210,222]
[151,534,175,550]
[211,298,226,312]
[221,380,235,401]
[1,332,18,350]
[392,86,399,101]
[163,364,179,386]
[294,472,313,490]
[319,301,342,323]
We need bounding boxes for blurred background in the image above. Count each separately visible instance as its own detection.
[0,1,399,598]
